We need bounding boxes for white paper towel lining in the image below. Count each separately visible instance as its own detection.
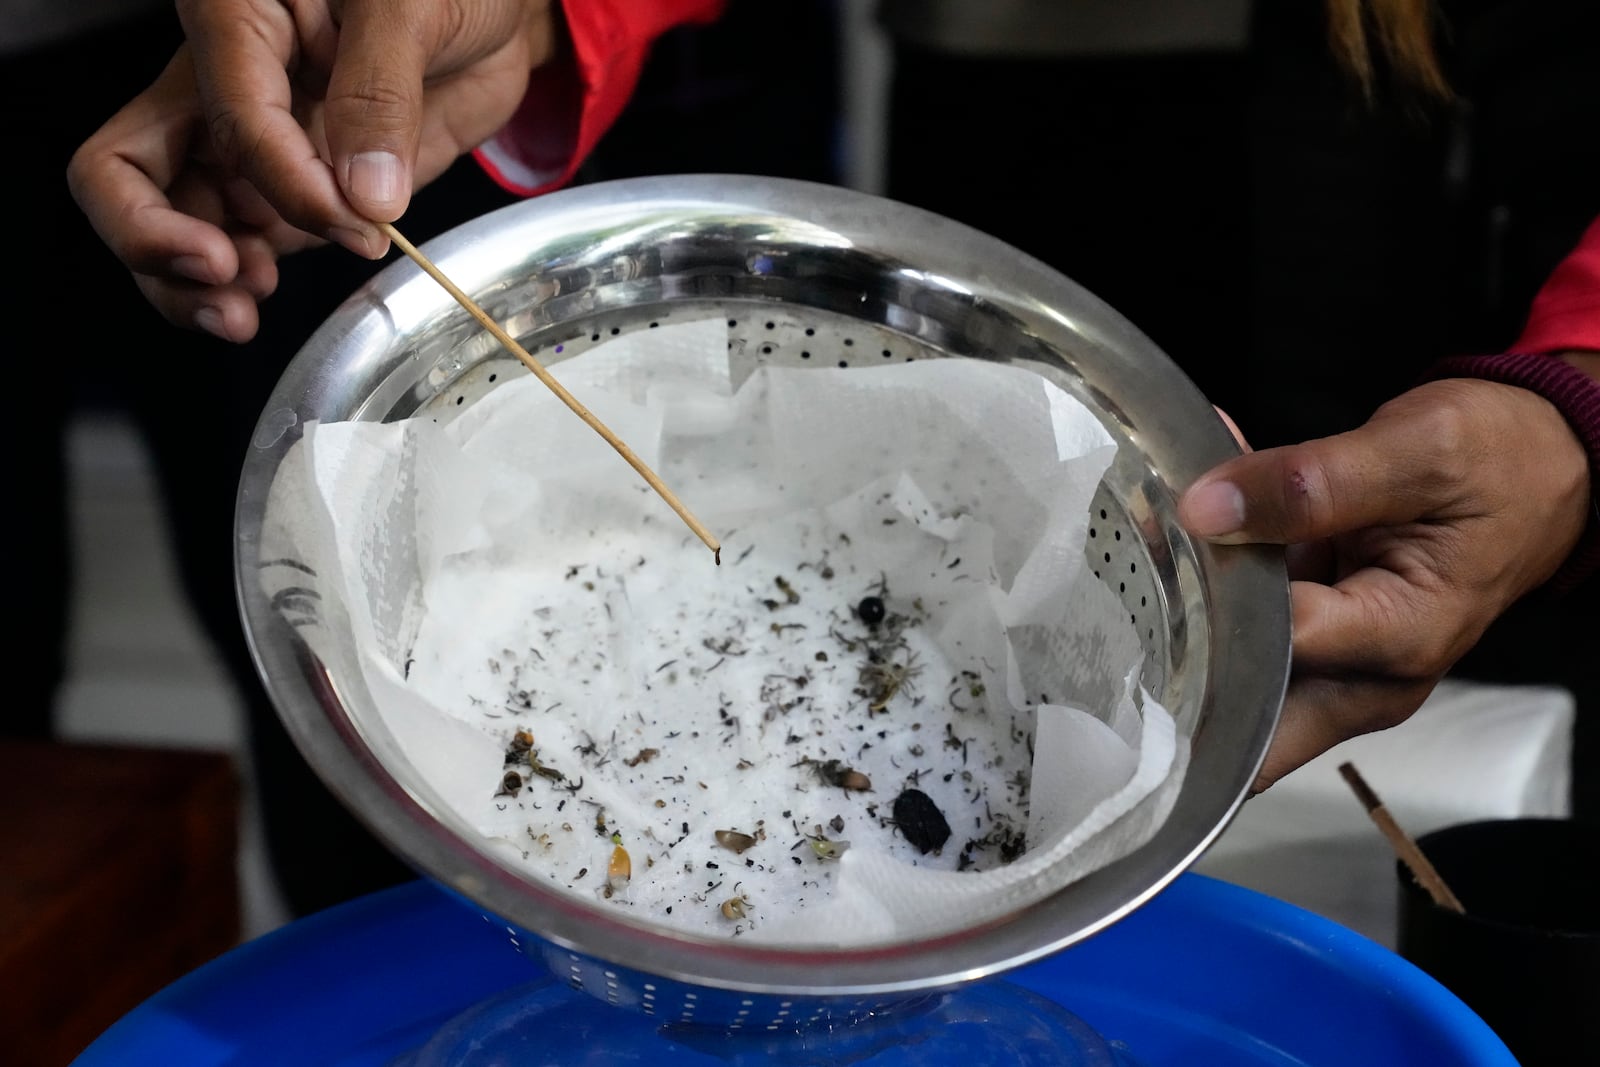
[257,318,1188,945]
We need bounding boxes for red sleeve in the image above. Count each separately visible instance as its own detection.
[473,0,725,197]
[1513,215,1600,354]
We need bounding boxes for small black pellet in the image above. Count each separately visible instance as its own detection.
[893,788,951,854]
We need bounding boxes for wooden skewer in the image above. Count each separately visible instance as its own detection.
[378,222,721,565]
[1338,761,1465,914]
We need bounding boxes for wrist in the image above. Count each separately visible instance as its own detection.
[525,0,562,69]
[1427,352,1600,591]
[1560,349,1600,382]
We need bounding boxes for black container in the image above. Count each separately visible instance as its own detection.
[1397,818,1600,1065]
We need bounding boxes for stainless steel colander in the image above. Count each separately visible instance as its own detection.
[235,175,1289,1026]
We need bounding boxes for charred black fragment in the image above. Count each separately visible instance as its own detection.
[892,788,951,855]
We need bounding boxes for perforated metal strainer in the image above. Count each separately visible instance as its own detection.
[235,175,1288,1026]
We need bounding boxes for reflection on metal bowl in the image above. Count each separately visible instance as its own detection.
[234,176,1288,1025]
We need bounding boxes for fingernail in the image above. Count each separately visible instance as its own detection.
[172,254,216,284]
[328,225,377,259]
[195,306,228,339]
[1183,480,1246,540]
[348,151,405,211]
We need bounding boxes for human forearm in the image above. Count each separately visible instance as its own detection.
[1563,350,1600,380]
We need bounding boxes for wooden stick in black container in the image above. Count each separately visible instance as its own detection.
[1338,761,1466,914]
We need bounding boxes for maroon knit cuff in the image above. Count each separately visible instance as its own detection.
[1425,352,1600,593]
